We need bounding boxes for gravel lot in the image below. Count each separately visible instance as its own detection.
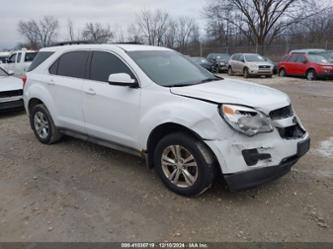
[0,75,332,242]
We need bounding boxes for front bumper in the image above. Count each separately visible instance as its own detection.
[224,138,310,191]
[248,69,273,75]
[205,113,310,191]
[317,72,333,79]
[0,98,24,111]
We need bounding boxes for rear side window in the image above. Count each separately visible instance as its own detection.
[89,51,135,82]
[25,52,37,62]
[28,52,54,72]
[51,51,90,79]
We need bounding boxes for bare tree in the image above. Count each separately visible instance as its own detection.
[137,9,169,45]
[81,22,113,43]
[176,17,198,49]
[18,16,59,49]
[67,19,75,41]
[204,0,326,54]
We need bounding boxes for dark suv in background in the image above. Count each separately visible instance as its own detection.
[207,53,230,73]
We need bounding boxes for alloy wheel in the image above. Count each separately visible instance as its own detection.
[161,145,198,188]
[34,111,50,139]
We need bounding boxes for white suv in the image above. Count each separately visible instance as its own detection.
[23,44,310,196]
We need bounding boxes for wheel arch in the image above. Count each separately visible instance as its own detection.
[146,122,216,169]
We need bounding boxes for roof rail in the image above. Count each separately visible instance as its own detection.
[51,40,93,46]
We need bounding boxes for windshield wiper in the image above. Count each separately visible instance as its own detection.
[197,77,221,84]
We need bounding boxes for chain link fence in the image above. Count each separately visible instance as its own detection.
[178,41,333,62]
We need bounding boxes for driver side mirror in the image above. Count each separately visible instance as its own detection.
[108,73,138,87]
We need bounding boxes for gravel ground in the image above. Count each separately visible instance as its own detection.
[0,75,332,242]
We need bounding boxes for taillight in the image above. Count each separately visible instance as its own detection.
[21,74,27,88]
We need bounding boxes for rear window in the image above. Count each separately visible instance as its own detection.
[25,52,37,62]
[50,51,90,79]
[28,52,54,72]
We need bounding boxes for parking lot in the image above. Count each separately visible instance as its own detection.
[0,75,332,242]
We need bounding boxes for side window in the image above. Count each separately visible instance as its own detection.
[8,54,16,64]
[89,51,135,82]
[53,51,90,78]
[296,55,306,63]
[28,52,54,72]
[17,53,22,63]
[25,52,37,62]
[288,55,298,62]
[239,55,245,62]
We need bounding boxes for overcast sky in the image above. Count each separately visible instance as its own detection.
[0,0,206,49]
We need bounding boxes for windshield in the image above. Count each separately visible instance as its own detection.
[193,57,209,63]
[215,54,229,61]
[320,52,333,63]
[0,67,8,77]
[245,54,265,62]
[128,51,219,87]
[308,55,329,64]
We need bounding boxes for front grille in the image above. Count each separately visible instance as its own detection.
[259,65,271,69]
[270,105,293,120]
[278,124,305,139]
[0,90,23,98]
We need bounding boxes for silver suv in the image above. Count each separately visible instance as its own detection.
[228,53,274,78]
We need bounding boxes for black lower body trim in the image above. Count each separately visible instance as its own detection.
[0,99,24,111]
[224,156,298,192]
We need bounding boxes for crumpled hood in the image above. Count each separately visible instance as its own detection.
[170,79,290,114]
[0,76,22,92]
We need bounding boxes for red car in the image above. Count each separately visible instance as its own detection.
[278,52,333,80]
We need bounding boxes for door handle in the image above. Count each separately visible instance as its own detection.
[47,79,55,86]
[85,88,96,96]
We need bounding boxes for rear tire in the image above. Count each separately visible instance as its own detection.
[306,69,317,81]
[153,133,216,197]
[30,104,62,144]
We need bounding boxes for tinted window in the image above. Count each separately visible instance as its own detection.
[90,51,135,82]
[25,52,37,62]
[28,52,54,72]
[17,53,22,63]
[55,51,89,78]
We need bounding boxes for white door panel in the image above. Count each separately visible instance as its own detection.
[51,76,86,132]
[83,81,141,149]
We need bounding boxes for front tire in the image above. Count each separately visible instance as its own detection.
[228,67,233,76]
[306,69,317,81]
[279,68,287,77]
[154,133,216,196]
[244,68,249,78]
[30,104,62,144]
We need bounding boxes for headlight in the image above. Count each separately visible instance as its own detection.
[219,104,273,136]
